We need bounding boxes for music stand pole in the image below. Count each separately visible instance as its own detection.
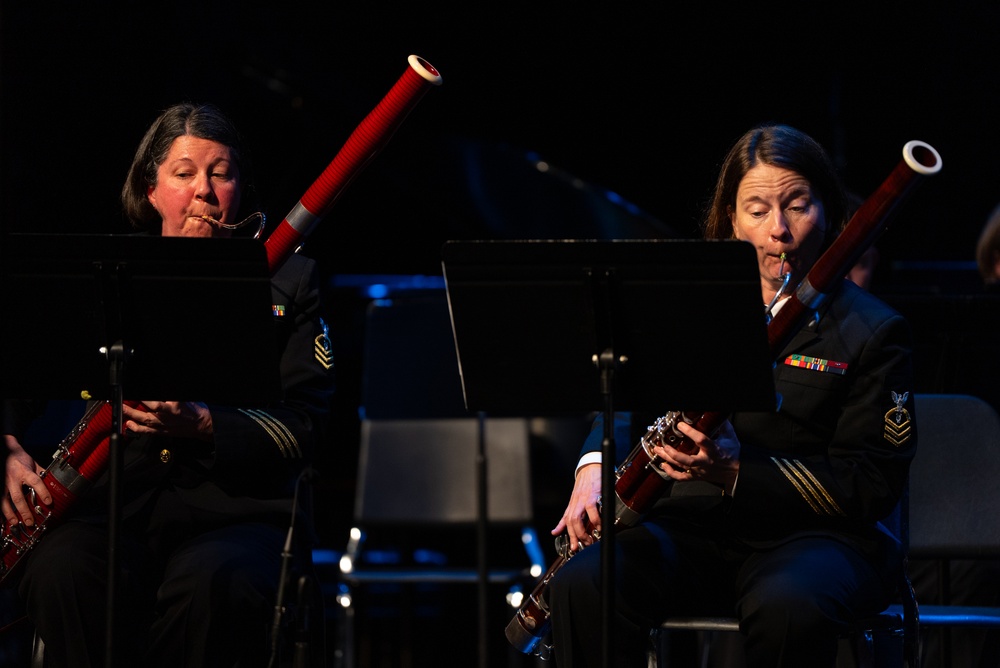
[476,411,488,668]
[105,341,126,668]
[597,349,618,668]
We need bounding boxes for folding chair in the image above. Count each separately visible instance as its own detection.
[336,416,544,668]
[333,294,544,667]
[886,393,1000,668]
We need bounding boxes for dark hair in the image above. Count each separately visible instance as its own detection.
[976,202,1000,284]
[121,103,258,232]
[702,124,847,251]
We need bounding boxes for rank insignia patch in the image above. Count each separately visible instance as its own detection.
[884,390,912,446]
[784,354,849,375]
[315,318,334,370]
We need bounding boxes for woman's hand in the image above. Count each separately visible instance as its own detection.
[652,419,741,493]
[551,462,602,552]
[3,434,51,527]
[123,401,214,441]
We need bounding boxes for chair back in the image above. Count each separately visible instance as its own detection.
[360,293,466,420]
[353,291,534,527]
[354,416,533,526]
[909,393,1000,559]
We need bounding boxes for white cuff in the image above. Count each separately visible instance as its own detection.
[575,452,603,478]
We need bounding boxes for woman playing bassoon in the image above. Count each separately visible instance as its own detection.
[547,124,922,668]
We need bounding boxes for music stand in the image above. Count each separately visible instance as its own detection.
[1,232,282,668]
[441,239,776,666]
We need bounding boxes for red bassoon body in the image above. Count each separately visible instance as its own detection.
[505,140,943,655]
[0,55,442,587]
[0,400,142,584]
[264,55,442,274]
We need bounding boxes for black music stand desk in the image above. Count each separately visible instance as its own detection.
[2,233,280,403]
[1,232,282,668]
[441,239,776,665]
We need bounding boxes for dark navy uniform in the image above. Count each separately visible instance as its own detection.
[550,279,916,667]
[15,252,335,668]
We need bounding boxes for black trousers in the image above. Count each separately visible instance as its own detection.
[18,517,285,668]
[548,517,897,668]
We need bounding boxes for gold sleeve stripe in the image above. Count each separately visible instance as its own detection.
[775,458,836,515]
[771,457,845,517]
[247,409,301,457]
[253,409,302,459]
[772,457,823,514]
[237,409,302,458]
[238,409,292,457]
[786,458,846,516]
[779,458,835,514]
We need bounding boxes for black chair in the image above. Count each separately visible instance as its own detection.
[884,393,1000,668]
[333,293,548,667]
[336,416,544,668]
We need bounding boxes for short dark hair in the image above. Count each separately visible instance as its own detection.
[702,124,847,251]
[121,103,257,232]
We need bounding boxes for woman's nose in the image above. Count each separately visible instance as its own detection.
[193,174,213,200]
[769,212,791,241]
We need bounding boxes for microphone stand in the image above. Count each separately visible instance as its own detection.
[267,467,315,668]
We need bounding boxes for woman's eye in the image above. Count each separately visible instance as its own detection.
[787,197,812,213]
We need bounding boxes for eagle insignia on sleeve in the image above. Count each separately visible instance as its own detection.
[883,391,912,446]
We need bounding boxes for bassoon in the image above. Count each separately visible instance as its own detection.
[505,139,943,655]
[0,55,443,587]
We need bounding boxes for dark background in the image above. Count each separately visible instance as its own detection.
[3,5,998,272]
[2,4,999,666]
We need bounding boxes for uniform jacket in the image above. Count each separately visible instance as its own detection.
[582,279,916,555]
